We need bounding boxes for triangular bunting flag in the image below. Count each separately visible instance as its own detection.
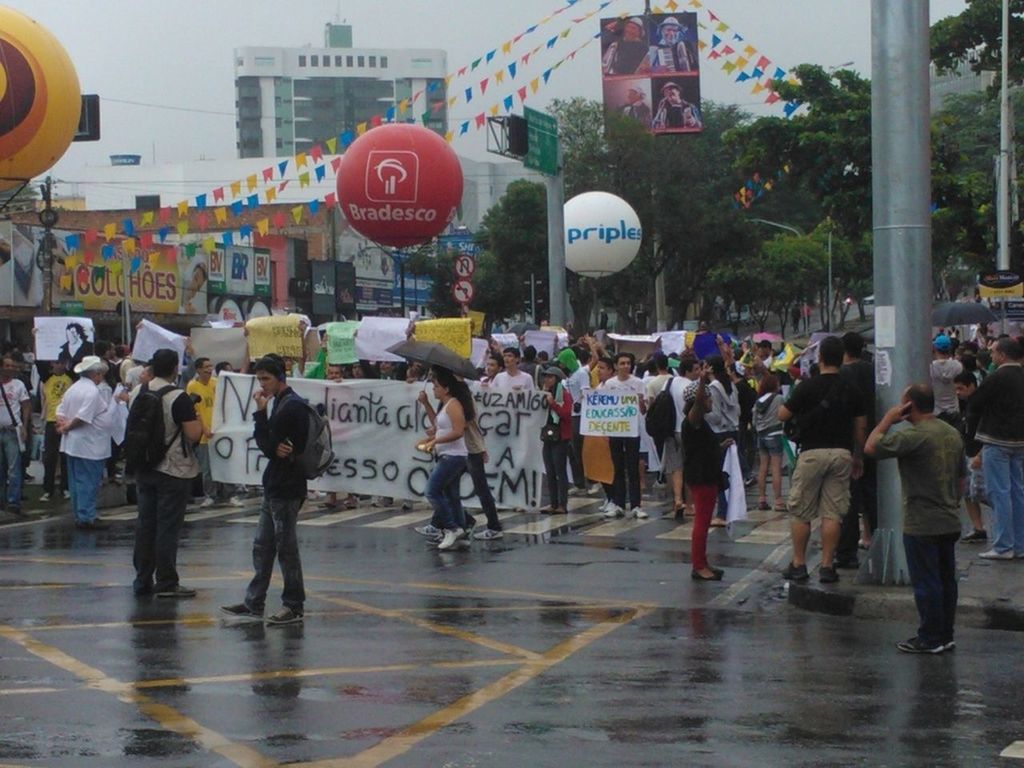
[213,187,225,203]
[230,181,242,198]
[257,219,270,237]
[291,206,304,224]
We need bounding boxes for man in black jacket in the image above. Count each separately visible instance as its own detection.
[967,337,1024,560]
[222,355,308,625]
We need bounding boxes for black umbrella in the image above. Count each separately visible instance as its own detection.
[386,339,480,380]
[931,302,998,327]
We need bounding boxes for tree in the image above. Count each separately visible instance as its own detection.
[931,0,1024,85]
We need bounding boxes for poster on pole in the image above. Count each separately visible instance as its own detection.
[579,387,641,437]
[600,12,703,135]
[210,375,549,509]
[34,317,95,363]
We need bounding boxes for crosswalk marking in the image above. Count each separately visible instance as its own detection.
[101,510,137,521]
[735,518,791,545]
[502,513,603,537]
[185,507,250,523]
[1000,741,1024,759]
[584,518,651,537]
[655,522,695,541]
[363,511,434,529]
[299,508,383,527]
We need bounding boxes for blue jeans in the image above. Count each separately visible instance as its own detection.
[0,428,22,509]
[425,454,467,531]
[903,532,959,646]
[466,452,500,531]
[133,470,192,594]
[67,455,104,523]
[982,444,1024,555]
[245,496,305,613]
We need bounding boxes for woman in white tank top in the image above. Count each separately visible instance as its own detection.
[419,367,472,550]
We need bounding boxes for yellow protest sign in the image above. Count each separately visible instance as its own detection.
[246,315,304,359]
[415,318,472,358]
[468,310,486,337]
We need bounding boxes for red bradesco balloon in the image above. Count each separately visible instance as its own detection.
[336,124,464,248]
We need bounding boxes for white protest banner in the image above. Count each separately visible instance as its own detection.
[34,317,95,362]
[132,319,187,364]
[491,333,518,350]
[210,375,549,509]
[326,321,359,365]
[190,327,248,370]
[355,317,409,362]
[579,387,640,437]
[524,330,557,357]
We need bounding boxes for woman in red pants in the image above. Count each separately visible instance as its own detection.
[682,370,729,581]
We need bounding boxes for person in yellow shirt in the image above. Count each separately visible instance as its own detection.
[40,360,73,502]
[186,358,218,506]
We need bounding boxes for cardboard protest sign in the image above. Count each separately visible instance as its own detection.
[354,317,409,362]
[132,319,188,365]
[325,321,360,365]
[245,315,304,359]
[415,318,472,358]
[210,374,549,509]
[579,387,641,437]
[190,327,248,370]
[34,317,95,362]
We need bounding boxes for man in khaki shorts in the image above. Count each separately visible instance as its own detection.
[779,336,866,584]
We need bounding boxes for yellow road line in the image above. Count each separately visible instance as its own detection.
[134,658,521,690]
[297,607,649,768]
[0,574,248,592]
[0,625,277,768]
[1001,741,1024,760]
[311,592,542,661]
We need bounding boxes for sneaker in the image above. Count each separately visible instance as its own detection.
[437,529,461,551]
[472,528,504,541]
[632,507,648,520]
[227,496,247,507]
[961,529,987,543]
[942,640,956,651]
[567,487,582,497]
[415,524,442,538]
[62,490,71,500]
[896,636,945,654]
[220,602,263,620]
[979,549,1015,560]
[598,500,611,513]
[38,492,51,503]
[200,497,216,508]
[459,522,475,540]
[603,504,624,519]
[156,584,197,599]
[819,566,839,584]
[266,607,303,626]
[782,562,809,581]
[588,484,603,495]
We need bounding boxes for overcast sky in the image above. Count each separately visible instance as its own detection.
[11,0,968,191]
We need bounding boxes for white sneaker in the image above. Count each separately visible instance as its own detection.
[473,528,504,541]
[200,497,216,508]
[437,529,461,550]
[632,507,648,519]
[603,504,623,519]
[415,524,442,538]
[979,549,1015,560]
[62,490,71,500]
[588,484,603,495]
[38,493,51,502]
[228,496,247,507]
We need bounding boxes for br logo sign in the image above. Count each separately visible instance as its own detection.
[0,7,81,191]
[336,124,463,248]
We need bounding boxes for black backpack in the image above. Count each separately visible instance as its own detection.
[645,377,677,446]
[124,384,180,475]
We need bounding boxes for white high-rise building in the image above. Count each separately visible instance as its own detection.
[234,23,448,158]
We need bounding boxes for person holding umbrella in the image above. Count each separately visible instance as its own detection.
[417,366,473,551]
[539,366,573,514]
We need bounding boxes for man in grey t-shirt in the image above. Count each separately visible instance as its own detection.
[930,334,962,420]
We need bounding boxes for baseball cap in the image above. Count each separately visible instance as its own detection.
[933,334,952,352]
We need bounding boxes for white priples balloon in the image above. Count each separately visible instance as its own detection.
[563,191,643,277]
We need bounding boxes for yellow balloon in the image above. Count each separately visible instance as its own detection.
[0,7,81,191]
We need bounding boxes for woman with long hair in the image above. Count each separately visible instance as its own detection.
[754,373,786,511]
[418,366,473,551]
[682,370,726,581]
[705,354,740,525]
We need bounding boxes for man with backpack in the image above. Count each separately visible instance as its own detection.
[128,349,203,597]
[222,355,310,625]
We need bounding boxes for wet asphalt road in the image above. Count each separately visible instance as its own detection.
[0,499,1022,767]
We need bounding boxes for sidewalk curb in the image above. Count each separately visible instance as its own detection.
[788,580,1024,632]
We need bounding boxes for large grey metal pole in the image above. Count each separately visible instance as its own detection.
[546,146,568,326]
[862,0,933,585]
[997,0,1012,270]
